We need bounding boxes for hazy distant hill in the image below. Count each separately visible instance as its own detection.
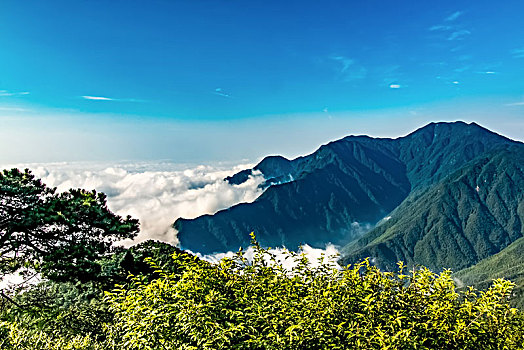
[175,121,522,255]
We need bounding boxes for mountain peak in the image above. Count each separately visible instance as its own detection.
[405,121,515,143]
[392,121,519,189]
[178,121,522,255]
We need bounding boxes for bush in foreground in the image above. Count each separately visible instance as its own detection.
[104,238,524,350]
[2,237,523,349]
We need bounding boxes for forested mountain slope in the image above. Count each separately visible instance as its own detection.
[341,148,524,271]
[176,122,522,254]
[454,236,524,308]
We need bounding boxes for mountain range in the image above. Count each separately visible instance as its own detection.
[175,122,522,274]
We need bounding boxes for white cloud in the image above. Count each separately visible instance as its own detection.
[350,221,373,236]
[81,95,114,101]
[194,243,341,271]
[0,90,30,97]
[389,84,402,89]
[81,95,144,102]
[213,88,231,98]
[428,11,463,32]
[4,161,265,246]
[379,65,403,87]
[445,11,463,22]
[447,30,471,41]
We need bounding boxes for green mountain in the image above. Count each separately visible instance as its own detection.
[175,121,522,255]
[453,236,524,308]
[176,137,411,253]
[340,147,524,271]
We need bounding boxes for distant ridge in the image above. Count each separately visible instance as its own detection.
[175,121,522,257]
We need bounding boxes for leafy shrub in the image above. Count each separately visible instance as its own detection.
[0,320,106,350]
[105,237,524,350]
[0,281,112,341]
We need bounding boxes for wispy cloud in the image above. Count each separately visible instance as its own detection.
[429,25,452,31]
[505,101,524,106]
[322,107,333,119]
[81,95,144,102]
[330,55,367,81]
[511,48,524,58]
[428,10,471,45]
[447,30,471,41]
[445,11,463,22]
[379,65,401,83]
[428,11,463,31]
[82,95,114,101]
[0,90,30,97]
[476,71,497,75]
[213,88,231,98]
[331,56,354,73]
[389,84,403,89]
[0,106,30,112]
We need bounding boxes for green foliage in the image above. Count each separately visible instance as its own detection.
[103,240,184,282]
[0,280,112,340]
[0,168,139,282]
[0,240,183,346]
[454,237,524,309]
[0,168,143,347]
[0,320,108,350]
[104,238,524,350]
[342,148,524,273]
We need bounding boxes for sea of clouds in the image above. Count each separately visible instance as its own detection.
[1,160,343,266]
[3,160,264,245]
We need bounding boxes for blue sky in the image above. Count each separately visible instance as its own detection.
[1,0,524,163]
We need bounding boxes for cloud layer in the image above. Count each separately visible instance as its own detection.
[0,160,345,271]
[194,243,342,271]
[6,161,265,246]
